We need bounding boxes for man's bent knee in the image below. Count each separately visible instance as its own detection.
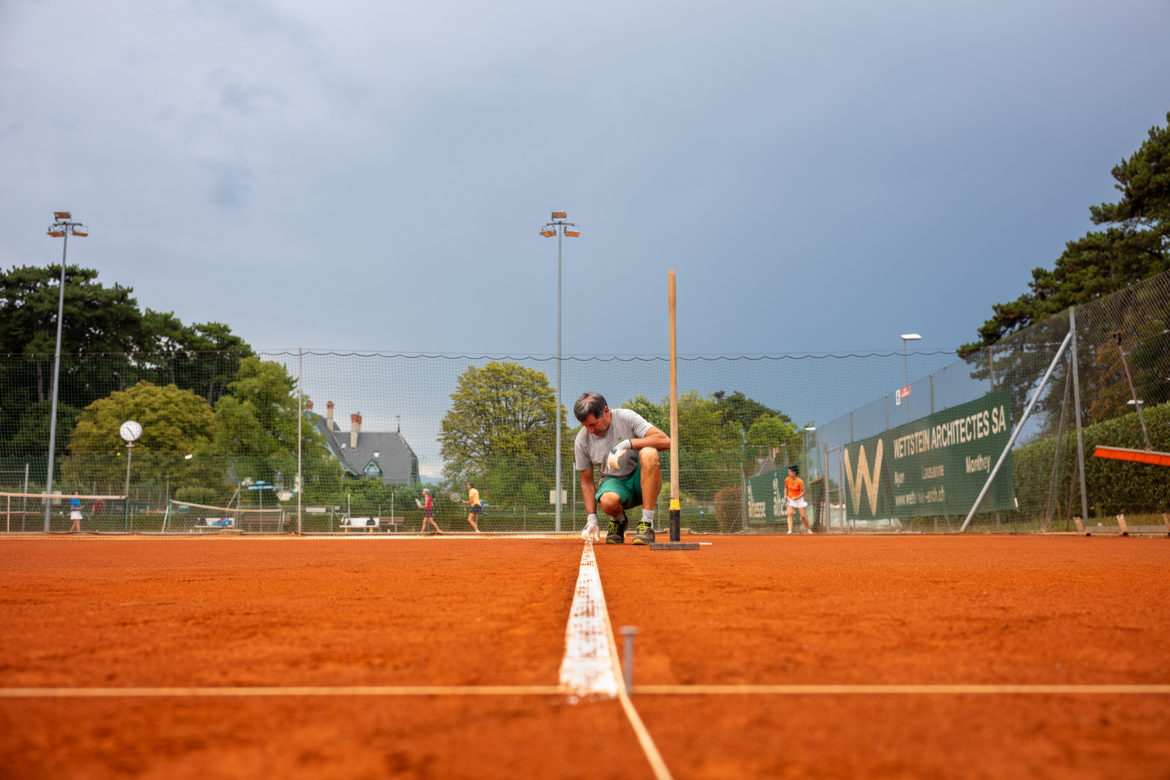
[639,447,660,470]
[598,492,624,516]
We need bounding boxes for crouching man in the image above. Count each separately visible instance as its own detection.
[574,391,671,545]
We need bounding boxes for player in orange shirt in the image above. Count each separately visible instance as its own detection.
[785,465,813,534]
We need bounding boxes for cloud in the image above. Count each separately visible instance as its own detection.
[200,158,255,208]
[209,69,288,115]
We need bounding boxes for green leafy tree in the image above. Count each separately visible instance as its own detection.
[675,391,745,498]
[60,381,217,493]
[438,361,564,501]
[0,264,252,464]
[713,390,793,431]
[622,394,670,432]
[212,357,329,491]
[135,313,253,405]
[745,415,800,449]
[0,265,144,456]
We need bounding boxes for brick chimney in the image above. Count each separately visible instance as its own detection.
[326,401,335,430]
[350,413,362,449]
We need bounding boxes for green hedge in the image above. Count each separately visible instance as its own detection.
[1012,401,1168,520]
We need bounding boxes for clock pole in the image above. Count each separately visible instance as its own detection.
[123,442,133,531]
[119,421,142,532]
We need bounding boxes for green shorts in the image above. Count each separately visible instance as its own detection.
[596,461,643,510]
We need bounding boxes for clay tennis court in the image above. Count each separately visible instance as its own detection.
[2,534,1169,778]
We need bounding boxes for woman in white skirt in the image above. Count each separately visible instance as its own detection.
[784,465,812,534]
[68,492,83,533]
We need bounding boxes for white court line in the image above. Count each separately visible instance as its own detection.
[0,685,562,698]
[633,684,1170,695]
[558,541,673,780]
[4,683,1167,700]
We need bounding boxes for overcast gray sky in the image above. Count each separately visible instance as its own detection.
[3,0,1168,361]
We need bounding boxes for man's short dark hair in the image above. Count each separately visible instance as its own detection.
[574,391,607,422]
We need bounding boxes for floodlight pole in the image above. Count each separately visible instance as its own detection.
[44,212,87,531]
[899,333,921,424]
[541,212,579,533]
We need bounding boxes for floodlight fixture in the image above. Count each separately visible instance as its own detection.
[551,211,567,219]
[900,333,922,341]
[54,211,71,220]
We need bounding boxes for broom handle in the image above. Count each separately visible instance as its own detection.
[668,271,680,541]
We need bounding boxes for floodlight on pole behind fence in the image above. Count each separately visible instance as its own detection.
[899,333,922,424]
[43,211,88,531]
[541,211,579,533]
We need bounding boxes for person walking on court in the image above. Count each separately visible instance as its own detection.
[415,488,441,535]
[574,391,671,545]
[68,492,83,533]
[463,482,482,533]
[785,465,813,534]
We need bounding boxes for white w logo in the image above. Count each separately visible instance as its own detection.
[843,440,884,516]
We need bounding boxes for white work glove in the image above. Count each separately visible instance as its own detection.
[581,513,601,542]
[606,439,632,471]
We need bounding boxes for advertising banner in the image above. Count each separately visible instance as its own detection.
[841,388,1015,519]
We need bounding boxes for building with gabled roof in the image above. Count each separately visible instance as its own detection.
[306,401,420,486]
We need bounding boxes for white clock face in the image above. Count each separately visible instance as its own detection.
[119,420,142,442]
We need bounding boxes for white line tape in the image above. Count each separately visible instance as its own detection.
[558,541,673,780]
[558,542,620,698]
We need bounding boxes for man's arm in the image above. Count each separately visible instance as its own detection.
[631,425,670,452]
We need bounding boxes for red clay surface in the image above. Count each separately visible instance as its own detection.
[2,534,1169,778]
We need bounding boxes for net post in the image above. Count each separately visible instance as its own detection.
[669,499,680,543]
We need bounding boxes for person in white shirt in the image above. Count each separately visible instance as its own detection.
[573,391,671,545]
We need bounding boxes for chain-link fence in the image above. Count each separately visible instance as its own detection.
[2,273,1166,534]
[813,271,1170,533]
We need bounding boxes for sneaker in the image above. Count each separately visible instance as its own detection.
[632,520,655,546]
[605,512,629,544]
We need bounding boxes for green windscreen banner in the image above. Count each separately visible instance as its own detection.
[841,388,1015,519]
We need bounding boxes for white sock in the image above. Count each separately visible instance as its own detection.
[642,510,655,523]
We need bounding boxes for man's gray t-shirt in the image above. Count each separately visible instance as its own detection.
[574,408,652,472]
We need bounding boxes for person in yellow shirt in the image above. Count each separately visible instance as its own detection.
[785,465,812,534]
[462,481,482,533]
